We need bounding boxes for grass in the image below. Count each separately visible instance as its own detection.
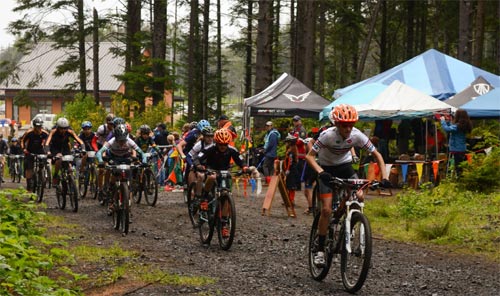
[365,181,500,262]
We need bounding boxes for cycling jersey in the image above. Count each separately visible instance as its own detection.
[182,128,201,155]
[195,145,244,170]
[188,140,214,163]
[96,123,113,146]
[22,129,49,154]
[48,129,78,155]
[101,137,139,158]
[135,136,156,153]
[79,131,97,151]
[312,127,375,166]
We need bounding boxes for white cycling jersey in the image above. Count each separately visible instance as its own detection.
[103,137,139,157]
[188,141,214,160]
[312,126,375,166]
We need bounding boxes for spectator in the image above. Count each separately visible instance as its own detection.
[262,121,280,182]
[154,123,169,146]
[439,109,472,177]
[217,115,237,143]
[374,119,392,162]
[290,115,307,191]
[397,119,411,155]
[283,134,299,206]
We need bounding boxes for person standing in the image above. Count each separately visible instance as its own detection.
[290,115,307,191]
[439,109,472,177]
[262,121,280,182]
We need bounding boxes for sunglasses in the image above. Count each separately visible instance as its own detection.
[217,143,228,147]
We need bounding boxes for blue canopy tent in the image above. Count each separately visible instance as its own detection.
[461,88,500,118]
[319,83,387,121]
[334,49,500,100]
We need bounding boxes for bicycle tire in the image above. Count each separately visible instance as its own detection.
[89,166,98,199]
[131,169,142,204]
[187,182,200,227]
[112,185,121,230]
[143,169,158,206]
[308,213,333,281]
[57,180,67,210]
[199,192,215,245]
[35,169,45,203]
[311,183,320,217]
[67,176,78,213]
[45,164,52,189]
[15,162,21,183]
[217,193,236,251]
[340,212,372,293]
[119,182,130,235]
[78,169,89,199]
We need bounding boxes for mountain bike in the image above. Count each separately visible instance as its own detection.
[78,151,98,199]
[32,154,48,203]
[196,169,246,251]
[105,159,135,235]
[54,152,79,212]
[131,151,159,206]
[308,177,379,293]
[44,157,52,189]
[9,154,23,183]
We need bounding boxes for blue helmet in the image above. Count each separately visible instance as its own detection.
[81,121,92,129]
[113,117,126,126]
[197,119,210,131]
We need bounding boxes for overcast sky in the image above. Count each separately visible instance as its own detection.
[0,0,240,51]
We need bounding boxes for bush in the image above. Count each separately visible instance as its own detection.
[59,93,107,130]
[460,147,500,193]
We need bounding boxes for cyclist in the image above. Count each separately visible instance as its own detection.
[78,121,97,175]
[21,118,50,191]
[95,113,115,149]
[95,123,147,197]
[8,138,23,176]
[188,126,215,195]
[177,119,210,190]
[45,118,85,186]
[305,104,390,267]
[193,128,248,237]
[135,124,161,153]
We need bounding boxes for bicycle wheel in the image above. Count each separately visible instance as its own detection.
[89,166,97,199]
[45,164,52,189]
[199,194,215,245]
[143,169,158,206]
[57,180,67,210]
[11,162,16,183]
[340,212,372,293]
[119,182,130,235]
[112,185,121,231]
[15,162,21,183]
[308,213,333,281]
[34,169,45,203]
[131,170,142,204]
[217,193,236,251]
[311,183,320,217]
[187,182,200,227]
[67,176,78,213]
[78,169,89,199]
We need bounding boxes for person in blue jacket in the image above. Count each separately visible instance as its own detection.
[439,109,472,177]
[262,121,280,182]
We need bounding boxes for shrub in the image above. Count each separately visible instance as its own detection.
[460,147,500,193]
[59,93,107,130]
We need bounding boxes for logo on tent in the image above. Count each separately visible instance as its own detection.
[473,83,490,96]
[284,91,311,103]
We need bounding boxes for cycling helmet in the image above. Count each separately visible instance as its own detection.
[11,138,18,142]
[125,123,132,133]
[330,104,358,123]
[139,124,151,134]
[201,126,215,137]
[105,113,115,123]
[214,128,232,144]
[113,117,126,126]
[285,134,298,143]
[189,121,198,130]
[81,121,92,129]
[197,119,210,131]
[32,118,43,128]
[56,117,70,128]
[114,124,128,141]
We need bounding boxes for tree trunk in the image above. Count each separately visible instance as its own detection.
[216,0,222,117]
[202,0,210,119]
[458,0,472,62]
[294,0,305,82]
[244,1,253,98]
[273,0,280,81]
[255,0,274,94]
[317,0,326,95]
[77,0,86,94]
[302,0,316,89]
[357,0,381,81]
[152,0,167,106]
[472,0,485,67]
[188,0,201,120]
[93,8,100,105]
[406,0,415,59]
[380,0,388,71]
[289,0,296,76]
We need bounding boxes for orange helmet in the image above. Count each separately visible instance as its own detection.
[214,128,232,144]
[330,104,358,123]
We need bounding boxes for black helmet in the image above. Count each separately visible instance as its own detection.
[139,124,151,134]
[114,124,129,141]
[201,126,215,136]
[33,118,43,128]
[113,117,126,126]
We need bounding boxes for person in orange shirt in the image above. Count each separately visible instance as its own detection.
[217,115,237,144]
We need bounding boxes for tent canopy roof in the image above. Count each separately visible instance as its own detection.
[334,49,500,100]
[461,88,500,118]
[244,73,331,118]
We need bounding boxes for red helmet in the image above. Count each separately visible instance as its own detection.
[330,104,358,123]
[214,128,232,144]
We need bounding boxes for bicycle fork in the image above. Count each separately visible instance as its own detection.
[344,201,365,254]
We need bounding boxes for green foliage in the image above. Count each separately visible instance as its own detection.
[459,147,500,193]
[470,120,500,150]
[0,190,81,295]
[366,181,500,260]
[129,102,172,134]
[59,93,107,130]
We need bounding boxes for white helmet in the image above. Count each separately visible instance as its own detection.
[56,117,69,128]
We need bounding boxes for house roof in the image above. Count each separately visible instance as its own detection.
[0,41,124,92]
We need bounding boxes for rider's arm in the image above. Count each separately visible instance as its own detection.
[371,149,388,180]
[176,139,187,159]
[69,129,85,147]
[96,142,109,163]
[45,129,55,147]
[305,148,323,174]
